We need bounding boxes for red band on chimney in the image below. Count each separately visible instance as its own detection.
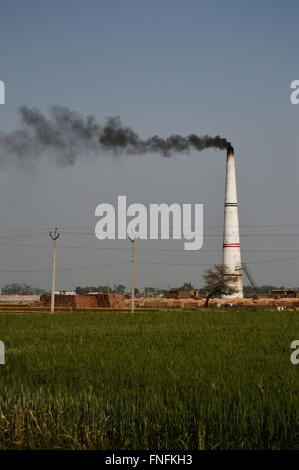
[223,243,240,247]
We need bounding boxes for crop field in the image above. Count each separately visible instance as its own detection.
[0,309,298,450]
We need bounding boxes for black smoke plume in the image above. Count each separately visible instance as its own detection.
[0,106,231,168]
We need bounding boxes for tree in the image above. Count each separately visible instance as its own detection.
[179,282,194,290]
[75,286,91,295]
[2,283,46,295]
[203,265,238,308]
[115,284,126,293]
[243,285,285,295]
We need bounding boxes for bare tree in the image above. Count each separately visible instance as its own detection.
[203,265,237,308]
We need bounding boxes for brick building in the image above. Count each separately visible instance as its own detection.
[167,289,200,299]
[270,289,299,299]
[41,293,125,309]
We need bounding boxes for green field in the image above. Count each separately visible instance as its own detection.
[0,309,298,450]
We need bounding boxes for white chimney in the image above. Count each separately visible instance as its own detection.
[222,146,243,298]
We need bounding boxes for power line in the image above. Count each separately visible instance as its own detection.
[59,231,299,237]
[0,255,298,274]
[61,223,299,230]
[0,242,299,253]
[135,256,299,266]
[1,222,299,234]
[0,261,130,273]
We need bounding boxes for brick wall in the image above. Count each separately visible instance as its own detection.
[96,293,125,308]
[41,293,125,309]
[41,295,76,308]
[0,295,40,304]
[74,295,98,309]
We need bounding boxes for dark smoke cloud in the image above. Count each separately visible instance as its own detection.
[0,106,231,168]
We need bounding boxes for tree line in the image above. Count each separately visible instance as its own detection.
[0,282,292,297]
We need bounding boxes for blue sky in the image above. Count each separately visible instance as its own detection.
[0,0,298,289]
[1,0,298,129]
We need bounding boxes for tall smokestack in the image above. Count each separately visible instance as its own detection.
[222,145,243,298]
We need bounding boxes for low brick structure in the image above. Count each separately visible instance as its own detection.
[75,295,98,309]
[0,295,40,304]
[167,289,199,299]
[41,293,125,310]
[143,300,165,309]
[270,290,299,299]
[96,293,125,308]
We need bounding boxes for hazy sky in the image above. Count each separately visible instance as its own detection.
[0,0,298,290]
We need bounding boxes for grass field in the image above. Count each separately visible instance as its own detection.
[0,309,298,450]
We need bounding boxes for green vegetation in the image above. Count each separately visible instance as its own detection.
[242,285,287,295]
[75,284,126,295]
[0,310,298,450]
[2,283,47,295]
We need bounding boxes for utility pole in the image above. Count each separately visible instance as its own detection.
[128,234,136,313]
[49,228,59,313]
